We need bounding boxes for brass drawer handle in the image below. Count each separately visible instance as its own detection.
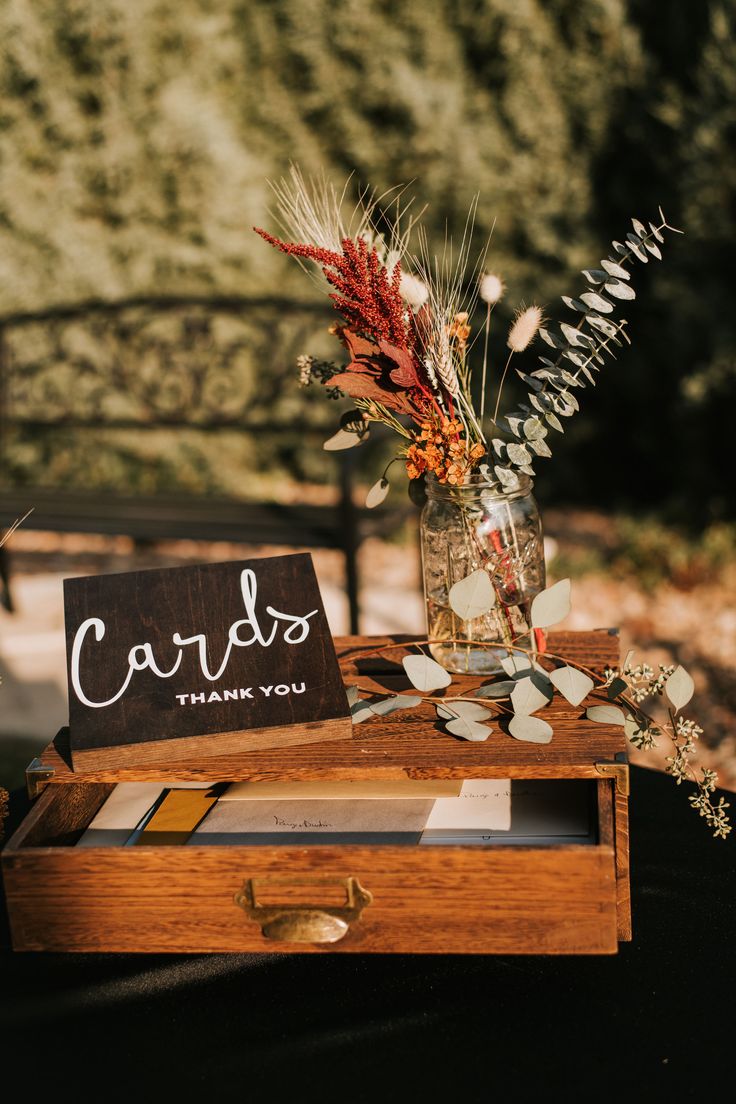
[235,875,373,944]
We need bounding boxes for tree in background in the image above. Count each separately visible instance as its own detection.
[0,0,733,518]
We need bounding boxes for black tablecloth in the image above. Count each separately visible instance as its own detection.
[1,765,733,1098]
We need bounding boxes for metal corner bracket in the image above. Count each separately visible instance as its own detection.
[26,758,55,800]
[594,760,630,796]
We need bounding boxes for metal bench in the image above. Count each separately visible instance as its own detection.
[0,296,405,632]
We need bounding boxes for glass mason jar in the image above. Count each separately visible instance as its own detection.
[420,472,546,674]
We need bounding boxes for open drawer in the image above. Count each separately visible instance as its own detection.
[2,776,623,954]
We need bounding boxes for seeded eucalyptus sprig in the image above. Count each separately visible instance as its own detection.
[344,577,730,841]
[488,210,683,493]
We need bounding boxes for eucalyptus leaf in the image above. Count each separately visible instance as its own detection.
[508,714,553,744]
[545,412,564,433]
[562,349,586,369]
[561,296,587,312]
[643,240,662,260]
[626,233,649,262]
[511,676,551,716]
[323,428,366,451]
[582,269,607,283]
[527,436,552,458]
[365,478,390,509]
[507,442,532,466]
[600,259,630,280]
[495,466,521,491]
[606,677,628,700]
[538,327,565,350]
[523,417,547,440]
[530,392,554,414]
[445,716,492,742]
[665,665,695,711]
[531,578,572,629]
[436,700,492,722]
[501,654,532,677]
[474,680,517,699]
[580,291,614,314]
[548,665,595,707]
[449,569,496,621]
[604,279,636,301]
[369,694,423,716]
[631,218,648,238]
[586,705,626,726]
[345,684,360,706]
[516,370,545,392]
[624,714,648,742]
[402,654,452,692]
[408,476,427,508]
[586,314,619,338]
[649,222,665,243]
[560,323,589,347]
[351,700,376,724]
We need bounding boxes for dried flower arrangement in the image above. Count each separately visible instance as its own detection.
[254,168,730,838]
[254,167,679,499]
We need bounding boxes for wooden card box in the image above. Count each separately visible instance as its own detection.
[2,631,631,955]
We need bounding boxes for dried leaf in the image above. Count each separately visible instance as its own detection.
[665,665,695,711]
[511,676,551,715]
[631,218,648,238]
[582,269,607,284]
[531,579,572,629]
[402,654,452,692]
[548,665,595,707]
[586,705,626,726]
[345,685,360,706]
[445,717,492,742]
[508,714,553,744]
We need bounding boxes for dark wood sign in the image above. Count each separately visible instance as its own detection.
[63,553,352,769]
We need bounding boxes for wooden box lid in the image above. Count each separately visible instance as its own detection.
[30,630,625,788]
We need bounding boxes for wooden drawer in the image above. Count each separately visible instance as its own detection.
[2,631,631,954]
[2,778,621,955]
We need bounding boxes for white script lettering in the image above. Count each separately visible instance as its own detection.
[71,569,318,708]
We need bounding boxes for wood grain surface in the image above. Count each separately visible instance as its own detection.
[3,840,618,954]
[64,553,350,764]
[40,630,625,784]
[2,630,629,954]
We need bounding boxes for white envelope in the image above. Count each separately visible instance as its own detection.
[423,780,512,832]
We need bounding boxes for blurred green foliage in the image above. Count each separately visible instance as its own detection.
[0,1,734,521]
